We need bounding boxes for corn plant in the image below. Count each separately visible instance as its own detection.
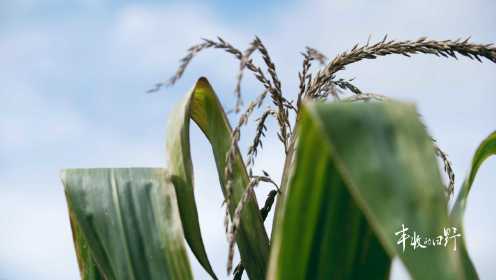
[62,36,495,279]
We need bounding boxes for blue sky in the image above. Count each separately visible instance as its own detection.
[1,0,495,279]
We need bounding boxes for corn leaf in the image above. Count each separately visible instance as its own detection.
[451,131,496,222]
[67,209,105,280]
[166,77,270,279]
[450,131,496,278]
[62,168,193,280]
[268,101,466,279]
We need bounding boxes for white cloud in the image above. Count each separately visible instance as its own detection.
[0,189,79,279]
[0,85,87,151]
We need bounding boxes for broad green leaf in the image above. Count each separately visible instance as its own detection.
[450,131,496,278]
[167,77,270,279]
[67,209,105,280]
[268,101,465,279]
[62,168,193,280]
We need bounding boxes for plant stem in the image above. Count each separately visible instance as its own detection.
[270,122,299,240]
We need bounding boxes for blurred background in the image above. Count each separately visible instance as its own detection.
[1,0,494,279]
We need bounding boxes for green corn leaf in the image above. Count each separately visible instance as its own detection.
[166,77,270,279]
[67,209,105,280]
[62,168,193,280]
[451,131,496,223]
[268,101,466,279]
[449,131,496,278]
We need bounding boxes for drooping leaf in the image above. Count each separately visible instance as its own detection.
[62,168,193,280]
[449,131,496,278]
[268,101,466,279]
[167,77,270,279]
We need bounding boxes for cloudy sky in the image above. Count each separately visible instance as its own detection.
[1,0,494,279]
